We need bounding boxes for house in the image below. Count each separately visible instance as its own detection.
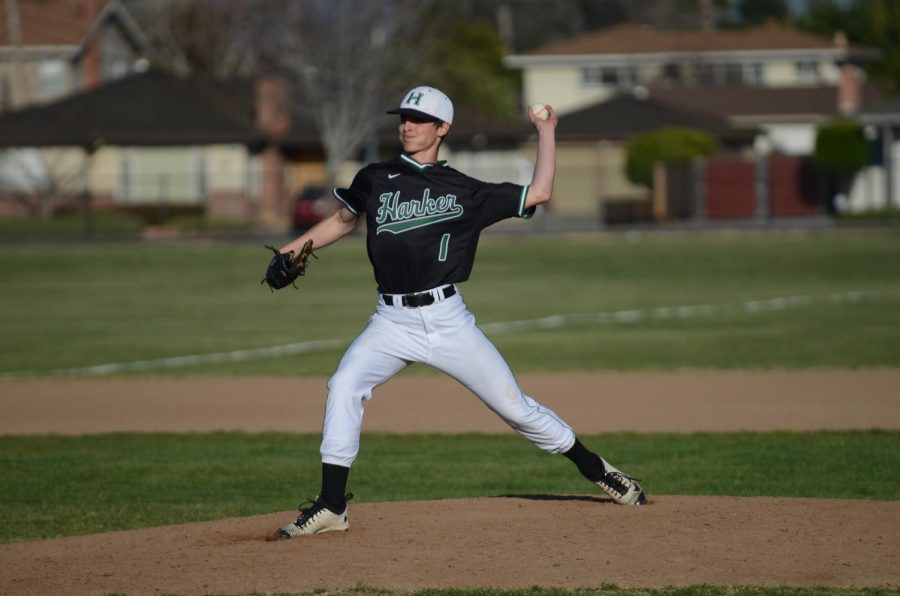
[0,1,536,227]
[858,97,900,213]
[504,22,878,116]
[0,1,329,226]
[0,60,546,227]
[504,22,897,217]
[0,0,150,110]
[0,69,318,223]
[546,90,755,219]
[0,0,162,220]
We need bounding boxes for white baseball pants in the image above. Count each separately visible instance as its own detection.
[320,287,576,467]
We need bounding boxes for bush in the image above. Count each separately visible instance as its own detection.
[814,117,868,179]
[625,127,717,188]
[0,211,144,239]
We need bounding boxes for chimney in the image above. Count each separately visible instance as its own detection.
[82,42,102,89]
[838,63,861,115]
[833,31,848,50]
[254,78,291,138]
[79,0,105,89]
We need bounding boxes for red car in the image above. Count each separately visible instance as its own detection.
[292,186,334,232]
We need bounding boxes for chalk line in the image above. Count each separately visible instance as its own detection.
[8,290,897,377]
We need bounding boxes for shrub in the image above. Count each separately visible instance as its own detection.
[625,127,717,188]
[813,117,868,179]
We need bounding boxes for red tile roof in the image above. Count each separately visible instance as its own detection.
[0,0,100,47]
[526,23,860,56]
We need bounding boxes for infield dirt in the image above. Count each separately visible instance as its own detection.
[1,370,898,594]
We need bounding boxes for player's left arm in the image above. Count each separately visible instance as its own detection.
[279,206,358,254]
[524,104,558,209]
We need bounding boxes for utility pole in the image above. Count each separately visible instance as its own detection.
[5,0,27,108]
[496,2,515,51]
[699,0,715,32]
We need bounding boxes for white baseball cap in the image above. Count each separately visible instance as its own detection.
[387,86,454,124]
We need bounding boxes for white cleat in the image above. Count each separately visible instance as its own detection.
[276,494,351,538]
[594,459,647,505]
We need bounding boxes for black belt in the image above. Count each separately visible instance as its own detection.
[382,285,456,307]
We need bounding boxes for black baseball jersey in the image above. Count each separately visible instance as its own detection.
[333,154,535,294]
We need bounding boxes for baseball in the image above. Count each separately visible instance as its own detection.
[530,103,550,121]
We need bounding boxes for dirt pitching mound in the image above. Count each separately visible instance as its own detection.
[2,370,898,594]
[1,495,898,595]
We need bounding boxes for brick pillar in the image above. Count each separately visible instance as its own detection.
[652,161,667,221]
[254,78,291,228]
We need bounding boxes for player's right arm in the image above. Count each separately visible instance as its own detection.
[524,104,558,209]
[279,207,358,254]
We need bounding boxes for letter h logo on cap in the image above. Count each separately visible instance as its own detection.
[405,91,424,106]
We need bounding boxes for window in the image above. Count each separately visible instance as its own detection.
[692,63,716,85]
[745,63,764,86]
[582,66,606,86]
[37,59,68,101]
[660,63,682,84]
[724,63,744,85]
[689,62,763,86]
[109,58,130,79]
[795,61,820,83]
[582,66,637,88]
[601,67,619,85]
[193,151,207,200]
[117,151,136,201]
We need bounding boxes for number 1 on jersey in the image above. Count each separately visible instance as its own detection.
[438,234,451,262]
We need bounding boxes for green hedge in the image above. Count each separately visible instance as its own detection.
[625,127,717,188]
[814,117,868,179]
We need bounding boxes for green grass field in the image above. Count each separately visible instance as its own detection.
[1,431,897,544]
[1,230,899,376]
[2,231,899,594]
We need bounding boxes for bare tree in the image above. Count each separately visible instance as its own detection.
[0,148,92,217]
[123,0,279,78]
[266,0,432,186]
[126,0,435,187]
[127,0,522,190]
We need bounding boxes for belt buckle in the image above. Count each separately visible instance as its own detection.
[402,292,434,307]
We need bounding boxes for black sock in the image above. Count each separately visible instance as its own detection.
[563,438,606,482]
[321,463,350,513]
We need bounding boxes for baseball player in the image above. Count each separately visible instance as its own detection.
[270,86,646,539]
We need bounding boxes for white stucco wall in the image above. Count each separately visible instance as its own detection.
[846,139,900,212]
[515,54,843,116]
[760,123,817,155]
[523,65,614,115]
[87,145,251,204]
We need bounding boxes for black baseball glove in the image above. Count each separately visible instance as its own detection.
[261,239,317,291]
